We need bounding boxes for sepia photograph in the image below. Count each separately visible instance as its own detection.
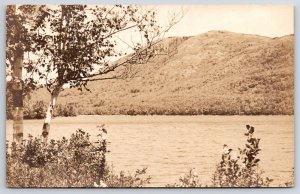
[5,4,294,188]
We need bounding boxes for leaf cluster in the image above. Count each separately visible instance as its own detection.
[211,125,273,187]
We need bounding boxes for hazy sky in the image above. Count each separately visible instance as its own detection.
[155,5,294,38]
[114,4,293,57]
[16,4,294,82]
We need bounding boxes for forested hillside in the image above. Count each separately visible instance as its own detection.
[28,31,294,115]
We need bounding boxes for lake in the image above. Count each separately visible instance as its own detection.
[6,115,294,187]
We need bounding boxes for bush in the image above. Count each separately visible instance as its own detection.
[104,167,151,187]
[6,126,151,188]
[170,125,276,187]
[54,103,77,117]
[8,99,77,120]
[211,125,273,187]
[166,168,203,187]
[6,99,77,119]
[23,101,47,119]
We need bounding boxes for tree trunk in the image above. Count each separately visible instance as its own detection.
[10,5,24,144]
[42,89,60,143]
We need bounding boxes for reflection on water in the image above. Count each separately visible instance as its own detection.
[6,115,294,187]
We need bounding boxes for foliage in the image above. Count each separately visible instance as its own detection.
[23,101,47,119]
[211,125,273,187]
[6,126,151,187]
[6,99,78,119]
[54,103,78,117]
[62,96,293,116]
[170,125,277,187]
[33,31,292,116]
[6,80,40,120]
[7,123,294,187]
[166,168,203,187]
[103,167,151,187]
[6,5,181,140]
[6,5,179,95]
[6,5,44,91]
[7,126,106,187]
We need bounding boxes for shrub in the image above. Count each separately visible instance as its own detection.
[170,125,275,187]
[6,126,151,188]
[211,125,273,187]
[54,103,77,117]
[23,101,47,119]
[166,168,203,187]
[93,100,105,107]
[7,126,107,187]
[104,167,151,187]
[9,99,78,120]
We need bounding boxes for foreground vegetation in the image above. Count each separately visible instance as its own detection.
[6,126,150,187]
[6,125,294,187]
[168,125,294,187]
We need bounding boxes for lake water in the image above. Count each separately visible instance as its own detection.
[6,115,294,187]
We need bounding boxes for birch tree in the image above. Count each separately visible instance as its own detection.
[6,5,41,144]
[20,5,181,143]
[6,5,25,144]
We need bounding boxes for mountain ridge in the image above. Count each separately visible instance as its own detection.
[31,30,294,115]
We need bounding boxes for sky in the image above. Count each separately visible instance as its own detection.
[9,4,294,83]
[155,4,294,38]
[114,4,294,56]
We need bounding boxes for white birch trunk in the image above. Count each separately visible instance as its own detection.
[10,5,24,144]
[42,90,59,143]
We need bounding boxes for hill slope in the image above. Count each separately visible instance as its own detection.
[33,31,294,115]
